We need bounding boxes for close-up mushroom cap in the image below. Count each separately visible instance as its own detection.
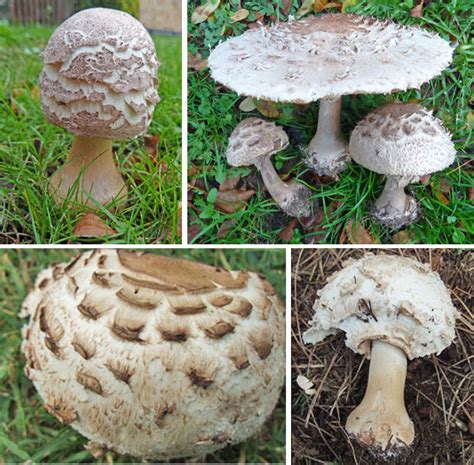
[349,103,456,176]
[208,14,453,103]
[20,250,285,460]
[40,8,160,139]
[303,254,457,359]
[226,117,289,167]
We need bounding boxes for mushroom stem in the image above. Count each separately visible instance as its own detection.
[305,96,349,177]
[346,340,414,452]
[257,155,314,220]
[371,175,420,229]
[49,135,128,209]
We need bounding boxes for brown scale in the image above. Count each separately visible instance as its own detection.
[77,292,113,320]
[44,335,61,358]
[209,294,233,307]
[122,274,177,292]
[187,368,215,388]
[39,306,65,342]
[106,360,135,385]
[115,286,160,310]
[201,320,235,339]
[248,327,273,360]
[71,337,96,360]
[157,320,189,342]
[52,264,65,281]
[224,297,253,318]
[227,343,250,370]
[76,371,104,396]
[24,343,42,371]
[67,276,78,296]
[258,275,277,296]
[154,402,175,427]
[110,320,145,342]
[98,254,107,267]
[45,397,78,424]
[38,278,50,289]
[168,295,207,315]
[92,271,120,288]
[64,254,82,274]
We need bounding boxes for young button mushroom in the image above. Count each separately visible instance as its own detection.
[40,8,160,208]
[208,14,453,177]
[20,250,285,460]
[303,254,457,456]
[226,117,316,221]
[349,103,456,229]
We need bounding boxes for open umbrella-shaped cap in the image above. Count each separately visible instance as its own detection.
[208,14,453,104]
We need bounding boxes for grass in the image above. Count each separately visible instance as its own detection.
[0,23,182,244]
[291,248,473,464]
[0,248,286,464]
[188,0,473,244]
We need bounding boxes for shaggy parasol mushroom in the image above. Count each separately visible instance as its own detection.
[208,14,453,177]
[303,254,457,456]
[20,250,285,460]
[40,8,159,207]
[226,117,316,221]
[349,102,456,229]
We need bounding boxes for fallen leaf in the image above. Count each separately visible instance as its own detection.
[188,223,202,242]
[215,189,255,213]
[410,0,424,17]
[430,252,443,272]
[219,176,241,191]
[313,0,328,12]
[188,51,208,71]
[419,174,431,185]
[392,229,417,244]
[468,187,473,202]
[255,99,282,118]
[296,375,316,395]
[296,0,313,18]
[343,219,379,244]
[191,0,221,24]
[73,213,117,238]
[432,182,450,205]
[279,0,292,16]
[279,218,298,241]
[239,97,256,112]
[216,219,236,239]
[144,134,160,161]
[230,8,249,22]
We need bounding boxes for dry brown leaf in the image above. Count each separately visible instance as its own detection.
[219,176,241,191]
[468,187,473,203]
[73,213,117,238]
[217,219,236,239]
[419,174,431,185]
[230,8,249,22]
[279,218,298,242]
[255,99,282,118]
[279,0,292,16]
[191,0,221,24]
[392,229,417,244]
[188,223,202,242]
[432,186,450,205]
[410,0,424,17]
[313,0,328,11]
[430,251,443,272]
[215,189,255,213]
[239,97,256,112]
[144,134,160,161]
[343,219,379,244]
[188,51,208,71]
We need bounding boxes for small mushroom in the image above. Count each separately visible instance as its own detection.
[40,8,160,208]
[303,254,457,456]
[349,103,456,229]
[226,117,316,221]
[20,250,285,460]
[208,14,453,177]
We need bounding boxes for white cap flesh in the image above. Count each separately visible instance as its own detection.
[349,102,456,176]
[303,254,457,359]
[209,14,453,103]
[40,8,160,139]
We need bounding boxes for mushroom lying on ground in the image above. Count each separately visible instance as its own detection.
[303,254,457,456]
[208,14,453,177]
[226,117,316,221]
[349,103,456,229]
[20,250,285,460]
[40,8,159,208]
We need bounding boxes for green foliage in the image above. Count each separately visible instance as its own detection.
[77,0,139,17]
[0,25,181,244]
[0,249,285,463]
[188,0,473,244]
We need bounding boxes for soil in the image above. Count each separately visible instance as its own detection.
[291,248,473,465]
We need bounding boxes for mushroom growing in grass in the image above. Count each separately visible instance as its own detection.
[226,117,316,221]
[208,14,453,177]
[21,250,285,460]
[303,254,457,456]
[40,8,159,208]
[349,103,456,229]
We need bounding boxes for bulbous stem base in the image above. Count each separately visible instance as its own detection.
[371,175,420,229]
[49,136,128,209]
[305,96,349,177]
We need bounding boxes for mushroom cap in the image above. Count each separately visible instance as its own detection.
[303,254,456,359]
[226,117,289,167]
[40,8,160,139]
[349,103,456,176]
[21,250,285,460]
[208,14,453,103]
